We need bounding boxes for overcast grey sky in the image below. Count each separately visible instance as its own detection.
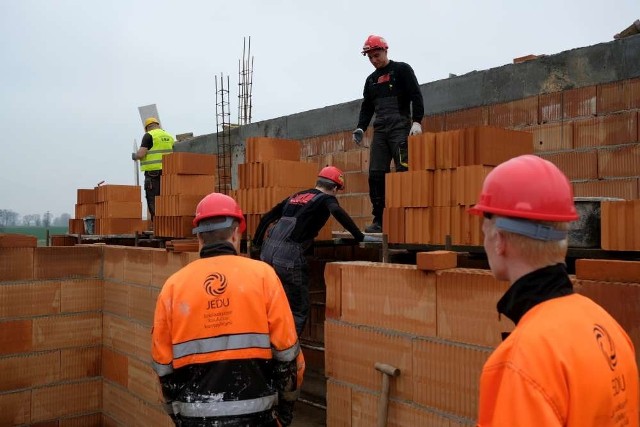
[1,0,637,219]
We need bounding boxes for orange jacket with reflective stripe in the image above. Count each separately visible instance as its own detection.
[151,251,304,419]
[153,254,300,367]
[477,293,639,427]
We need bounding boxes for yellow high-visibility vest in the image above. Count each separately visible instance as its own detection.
[140,129,174,172]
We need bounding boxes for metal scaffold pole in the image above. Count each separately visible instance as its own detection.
[214,73,232,194]
[238,36,254,126]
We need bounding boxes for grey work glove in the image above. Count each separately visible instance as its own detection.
[352,128,364,145]
[131,152,137,161]
[409,122,422,136]
[363,235,383,243]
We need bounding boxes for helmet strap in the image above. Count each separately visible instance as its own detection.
[495,217,568,241]
[192,217,236,234]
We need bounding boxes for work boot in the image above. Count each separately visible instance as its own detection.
[365,222,382,233]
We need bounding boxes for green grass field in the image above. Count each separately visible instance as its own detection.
[0,226,68,246]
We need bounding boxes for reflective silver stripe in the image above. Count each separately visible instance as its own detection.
[153,361,174,377]
[175,394,278,417]
[140,159,163,165]
[272,341,300,362]
[153,149,173,154]
[163,402,174,415]
[173,333,270,359]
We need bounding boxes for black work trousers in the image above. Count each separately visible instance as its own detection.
[273,260,310,336]
[368,116,411,223]
[144,170,162,221]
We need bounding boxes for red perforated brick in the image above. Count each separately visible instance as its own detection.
[488,96,538,127]
[32,313,101,351]
[0,319,32,355]
[597,80,630,114]
[445,107,489,130]
[572,178,638,200]
[573,112,638,148]
[31,379,101,423]
[416,250,457,271]
[575,259,640,282]
[538,92,563,123]
[162,152,217,175]
[34,247,102,279]
[102,347,128,387]
[563,86,596,119]
[0,248,35,282]
[598,144,640,178]
[0,351,59,392]
[539,150,598,180]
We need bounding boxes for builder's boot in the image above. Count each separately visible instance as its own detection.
[365,221,382,233]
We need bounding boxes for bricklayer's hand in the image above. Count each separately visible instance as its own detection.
[352,128,364,145]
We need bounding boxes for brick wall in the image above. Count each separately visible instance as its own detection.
[0,245,197,426]
[0,246,103,425]
[324,259,640,425]
[0,244,638,425]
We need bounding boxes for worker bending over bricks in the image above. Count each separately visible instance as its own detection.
[252,166,379,335]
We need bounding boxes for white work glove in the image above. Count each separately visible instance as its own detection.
[352,128,364,145]
[131,153,137,161]
[363,235,382,243]
[410,122,422,136]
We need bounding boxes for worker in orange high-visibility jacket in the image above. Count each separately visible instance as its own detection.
[469,155,639,427]
[151,192,304,427]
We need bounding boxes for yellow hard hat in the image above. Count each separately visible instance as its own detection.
[144,117,160,128]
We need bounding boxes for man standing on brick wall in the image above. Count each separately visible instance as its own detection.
[252,166,378,336]
[470,155,639,426]
[132,117,174,226]
[152,192,304,427]
[352,34,424,233]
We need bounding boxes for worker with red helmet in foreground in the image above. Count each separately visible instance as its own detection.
[353,35,424,233]
[151,192,304,427]
[252,166,379,335]
[470,155,638,426]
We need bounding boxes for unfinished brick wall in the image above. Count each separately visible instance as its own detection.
[1,243,638,426]
[101,246,197,426]
[0,245,197,426]
[324,259,640,426]
[298,76,640,245]
[0,246,103,425]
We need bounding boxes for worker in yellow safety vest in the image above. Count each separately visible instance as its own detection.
[132,117,174,223]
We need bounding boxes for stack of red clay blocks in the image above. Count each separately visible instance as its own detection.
[95,185,145,234]
[384,126,533,245]
[154,152,217,238]
[69,186,145,235]
[600,199,640,250]
[231,137,336,241]
[69,189,96,234]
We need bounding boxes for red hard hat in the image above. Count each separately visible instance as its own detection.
[361,35,388,55]
[469,155,579,222]
[318,166,345,190]
[192,192,246,233]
